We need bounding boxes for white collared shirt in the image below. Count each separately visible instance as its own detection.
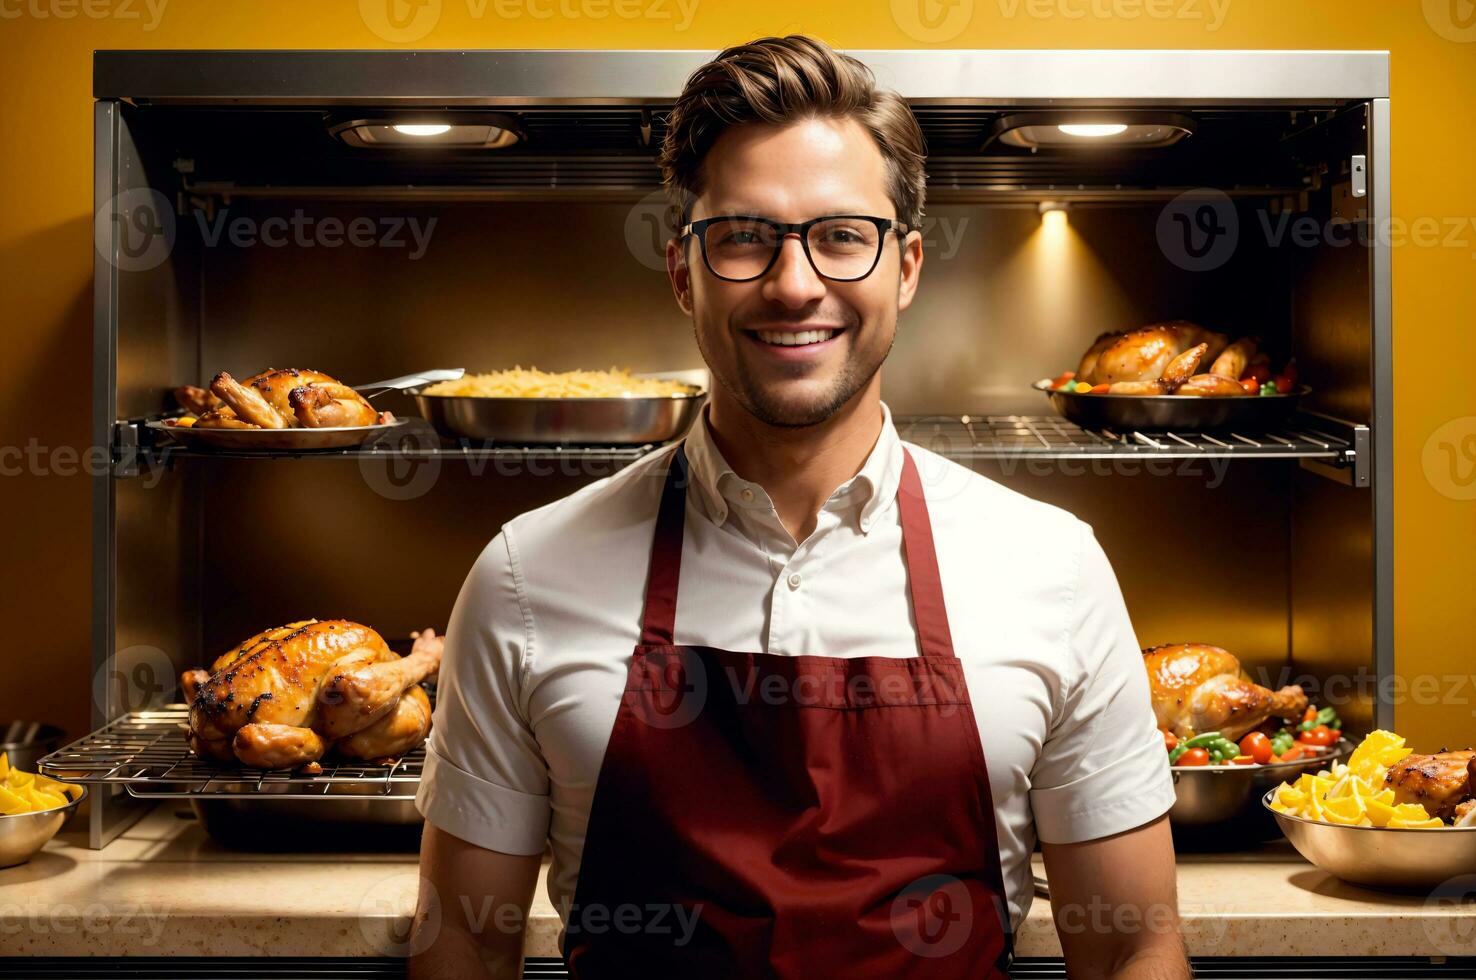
[416,400,1175,932]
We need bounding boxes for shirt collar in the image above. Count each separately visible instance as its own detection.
[682,400,904,535]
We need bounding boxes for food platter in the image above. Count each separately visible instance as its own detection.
[147,417,412,452]
[1037,381,1311,432]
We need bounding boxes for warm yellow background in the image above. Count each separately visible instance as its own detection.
[1,1,1472,749]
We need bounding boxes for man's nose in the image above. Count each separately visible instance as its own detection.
[761,233,827,307]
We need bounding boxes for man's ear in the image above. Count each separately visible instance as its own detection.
[896,229,924,313]
[667,237,694,315]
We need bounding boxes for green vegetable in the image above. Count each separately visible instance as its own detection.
[1182,731,1223,749]
[1210,739,1239,763]
[1168,744,1190,764]
[1260,382,1277,397]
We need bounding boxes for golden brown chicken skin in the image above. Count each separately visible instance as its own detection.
[1385,750,1476,821]
[185,620,443,770]
[1143,642,1309,742]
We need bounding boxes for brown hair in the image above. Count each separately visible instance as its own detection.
[657,35,927,233]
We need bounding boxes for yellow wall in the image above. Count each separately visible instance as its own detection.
[1,1,1472,749]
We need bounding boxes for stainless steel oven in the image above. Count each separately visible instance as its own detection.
[63,48,1390,848]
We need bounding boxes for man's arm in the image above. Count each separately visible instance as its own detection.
[1040,813,1190,980]
[408,822,543,980]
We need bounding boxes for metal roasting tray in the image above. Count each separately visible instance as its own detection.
[36,705,425,800]
[1037,381,1311,432]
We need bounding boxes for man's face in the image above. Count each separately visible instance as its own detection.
[666,116,923,428]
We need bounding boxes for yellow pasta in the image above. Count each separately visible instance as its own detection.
[422,367,698,399]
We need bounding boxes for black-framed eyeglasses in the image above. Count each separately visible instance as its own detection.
[678,214,912,283]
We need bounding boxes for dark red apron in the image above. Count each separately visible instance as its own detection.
[563,442,1013,978]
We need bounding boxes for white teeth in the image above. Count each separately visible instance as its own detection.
[756,328,838,346]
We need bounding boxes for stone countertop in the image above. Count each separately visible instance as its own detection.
[1,804,1473,959]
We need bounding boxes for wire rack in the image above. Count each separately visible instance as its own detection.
[895,413,1359,463]
[37,706,426,800]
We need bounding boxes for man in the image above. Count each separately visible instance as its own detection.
[411,35,1187,979]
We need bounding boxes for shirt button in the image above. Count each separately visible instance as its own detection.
[787,572,802,590]
[740,487,754,503]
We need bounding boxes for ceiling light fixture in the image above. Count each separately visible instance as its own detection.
[984,112,1195,150]
[329,113,523,149]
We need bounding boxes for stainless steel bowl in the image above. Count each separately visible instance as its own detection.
[0,784,87,868]
[1168,741,1349,846]
[413,389,706,445]
[1,721,66,774]
[1264,789,1476,890]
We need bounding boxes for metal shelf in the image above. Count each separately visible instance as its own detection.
[38,706,426,800]
[115,412,1365,478]
[896,412,1363,462]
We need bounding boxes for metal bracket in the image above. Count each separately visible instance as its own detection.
[113,420,141,478]
[1299,421,1369,487]
[1350,154,1367,198]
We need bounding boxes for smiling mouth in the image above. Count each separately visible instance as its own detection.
[746,327,844,347]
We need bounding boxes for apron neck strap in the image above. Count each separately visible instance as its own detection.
[638,441,957,659]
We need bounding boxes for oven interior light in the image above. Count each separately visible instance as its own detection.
[1058,123,1128,138]
[392,124,453,137]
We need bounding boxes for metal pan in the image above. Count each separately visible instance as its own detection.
[1168,740,1350,848]
[1037,381,1310,432]
[412,371,708,445]
[147,417,411,451]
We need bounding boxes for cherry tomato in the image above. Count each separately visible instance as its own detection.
[1162,729,1178,752]
[1178,747,1210,767]
[1240,378,1260,394]
[1239,731,1274,764]
[1243,364,1272,384]
[1272,375,1293,394]
[1298,724,1337,747]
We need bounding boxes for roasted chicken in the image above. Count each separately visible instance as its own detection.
[1143,643,1309,742]
[1385,750,1476,821]
[1078,321,1228,386]
[1073,323,1266,396]
[175,368,391,430]
[184,620,442,769]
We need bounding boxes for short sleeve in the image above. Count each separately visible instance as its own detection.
[415,529,552,855]
[1027,522,1176,844]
